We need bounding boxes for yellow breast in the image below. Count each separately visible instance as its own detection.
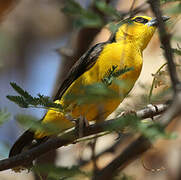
[35,41,143,138]
[63,41,143,121]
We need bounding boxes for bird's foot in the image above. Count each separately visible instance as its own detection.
[75,116,89,138]
[115,131,123,140]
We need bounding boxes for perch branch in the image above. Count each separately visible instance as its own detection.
[0,103,168,171]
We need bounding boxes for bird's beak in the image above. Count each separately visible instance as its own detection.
[146,16,170,26]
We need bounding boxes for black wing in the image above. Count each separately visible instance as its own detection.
[54,42,108,101]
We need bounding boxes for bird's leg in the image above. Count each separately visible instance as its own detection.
[75,116,89,138]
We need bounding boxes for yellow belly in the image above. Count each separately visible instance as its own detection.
[35,42,143,138]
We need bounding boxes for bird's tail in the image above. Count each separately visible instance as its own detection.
[9,129,47,158]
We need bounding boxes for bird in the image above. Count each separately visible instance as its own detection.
[9,15,169,160]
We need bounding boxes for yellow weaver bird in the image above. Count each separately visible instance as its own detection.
[9,15,169,158]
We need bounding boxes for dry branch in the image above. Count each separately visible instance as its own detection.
[148,0,179,92]
[148,0,181,126]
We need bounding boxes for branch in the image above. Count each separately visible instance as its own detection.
[93,135,150,180]
[148,0,181,127]
[78,136,125,167]
[119,2,149,19]
[148,0,180,93]
[0,104,168,171]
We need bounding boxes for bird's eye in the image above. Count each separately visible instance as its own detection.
[133,17,148,24]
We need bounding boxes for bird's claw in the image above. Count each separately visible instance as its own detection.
[75,116,89,138]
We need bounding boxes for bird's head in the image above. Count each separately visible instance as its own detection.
[114,15,170,51]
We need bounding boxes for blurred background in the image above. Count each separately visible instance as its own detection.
[0,0,180,179]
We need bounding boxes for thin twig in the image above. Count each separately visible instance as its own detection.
[148,0,180,93]
[91,139,99,176]
[118,2,149,19]
[148,63,167,103]
[129,0,137,18]
[93,135,150,180]
[148,0,181,126]
[78,134,130,167]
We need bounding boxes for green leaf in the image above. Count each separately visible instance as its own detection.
[36,94,63,110]
[75,7,103,28]
[33,164,89,180]
[10,82,34,100]
[107,114,171,142]
[0,109,10,126]
[106,114,138,132]
[161,45,181,56]
[73,13,103,28]
[16,114,60,134]
[108,19,132,34]
[114,172,134,180]
[161,0,181,4]
[171,47,181,56]
[137,121,174,141]
[6,95,29,108]
[65,82,119,105]
[164,2,181,15]
[102,65,133,86]
[16,114,39,129]
[62,0,83,15]
[94,0,121,19]
[7,82,63,111]
[62,0,103,28]
[172,36,181,42]
[0,142,10,158]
